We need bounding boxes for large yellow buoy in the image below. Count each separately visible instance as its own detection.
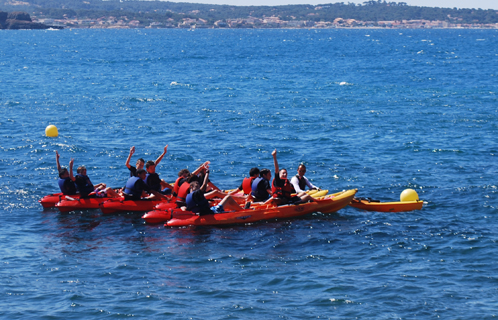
[45,125,58,137]
[400,188,419,202]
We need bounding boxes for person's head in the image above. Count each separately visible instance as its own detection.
[145,160,156,173]
[178,169,190,178]
[136,158,145,170]
[297,164,306,177]
[59,168,69,179]
[190,181,200,192]
[76,166,87,175]
[137,168,147,180]
[260,168,271,180]
[249,167,260,178]
[279,168,288,180]
[187,174,201,183]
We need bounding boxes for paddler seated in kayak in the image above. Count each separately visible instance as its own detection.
[173,168,191,197]
[228,167,260,197]
[250,168,272,203]
[268,149,315,206]
[125,146,145,177]
[290,164,321,193]
[70,164,120,199]
[123,169,165,200]
[55,151,77,195]
[144,145,174,195]
[184,168,244,215]
[174,161,222,205]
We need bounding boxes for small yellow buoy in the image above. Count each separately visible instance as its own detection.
[45,125,58,137]
[400,188,419,202]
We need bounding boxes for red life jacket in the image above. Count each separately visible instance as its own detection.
[173,177,182,195]
[272,178,295,199]
[177,181,191,201]
[242,177,255,194]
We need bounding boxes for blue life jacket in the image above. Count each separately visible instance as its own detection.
[58,177,77,195]
[145,173,161,191]
[75,174,94,196]
[251,177,270,201]
[124,176,141,196]
[185,191,210,214]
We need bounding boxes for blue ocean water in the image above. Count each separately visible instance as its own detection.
[0,28,497,318]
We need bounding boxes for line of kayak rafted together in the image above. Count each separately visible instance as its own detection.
[40,187,424,227]
[40,147,424,227]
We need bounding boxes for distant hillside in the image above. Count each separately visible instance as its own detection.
[0,10,61,29]
[1,0,497,26]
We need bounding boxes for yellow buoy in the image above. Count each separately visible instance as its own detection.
[45,125,58,137]
[400,188,419,202]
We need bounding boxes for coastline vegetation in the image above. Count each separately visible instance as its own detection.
[0,0,497,28]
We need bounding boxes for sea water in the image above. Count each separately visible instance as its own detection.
[0,28,497,319]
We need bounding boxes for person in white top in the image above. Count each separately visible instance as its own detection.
[290,164,320,193]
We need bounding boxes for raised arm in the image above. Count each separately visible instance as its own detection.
[55,151,62,172]
[200,167,210,192]
[154,145,168,166]
[192,161,210,176]
[272,149,279,174]
[125,146,135,169]
[69,158,75,181]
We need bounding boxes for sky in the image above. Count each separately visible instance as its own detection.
[170,0,498,10]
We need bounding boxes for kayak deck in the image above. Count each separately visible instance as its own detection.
[164,189,357,227]
[349,198,423,212]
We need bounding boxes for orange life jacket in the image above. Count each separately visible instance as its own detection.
[272,178,295,199]
[242,177,255,194]
[177,181,191,201]
[173,177,182,195]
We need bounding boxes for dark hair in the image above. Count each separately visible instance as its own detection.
[137,158,145,163]
[187,174,201,183]
[137,169,147,175]
[249,167,260,177]
[76,166,86,174]
[145,160,155,169]
[58,168,68,178]
[260,168,270,177]
[178,169,190,177]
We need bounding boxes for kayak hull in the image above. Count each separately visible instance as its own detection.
[164,189,357,227]
[39,193,79,208]
[56,197,112,213]
[99,198,171,215]
[349,199,423,212]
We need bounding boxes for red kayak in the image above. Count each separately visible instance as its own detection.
[142,197,227,224]
[39,193,80,208]
[142,203,180,224]
[55,197,114,213]
[162,189,357,227]
[99,197,172,215]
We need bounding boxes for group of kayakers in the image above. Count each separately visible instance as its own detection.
[55,146,321,215]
